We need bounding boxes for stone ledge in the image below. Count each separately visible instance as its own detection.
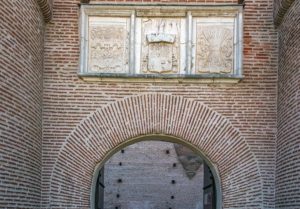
[78,73,243,84]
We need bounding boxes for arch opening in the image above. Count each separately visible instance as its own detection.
[90,135,222,209]
[48,94,262,208]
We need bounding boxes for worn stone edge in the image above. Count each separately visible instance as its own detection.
[36,0,52,23]
[78,73,243,84]
[274,0,295,27]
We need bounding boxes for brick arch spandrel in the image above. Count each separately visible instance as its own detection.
[48,94,263,209]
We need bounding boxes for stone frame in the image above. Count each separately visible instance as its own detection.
[79,7,135,74]
[79,4,243,82]
[190,10,243,76]
[88,17,131,73]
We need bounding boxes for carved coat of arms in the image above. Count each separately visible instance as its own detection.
[196,24,234,74]
[141,19,180,74]
[88,18,129,73]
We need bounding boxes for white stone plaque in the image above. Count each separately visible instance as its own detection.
[80,6,243,79]
[88,17,130,73]
[140,18,181,74]
[194,18,234,74]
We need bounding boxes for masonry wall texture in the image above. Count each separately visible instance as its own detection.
[36,0,53,22]
[273,0,295,26]
[41,0,278,208]
[1,0,299,208]
[275,0,300,208]
[46,94,263,208]
[0,0,45,208]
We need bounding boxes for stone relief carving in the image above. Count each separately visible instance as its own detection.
[196,23,234,74]
[174,144,203,179]
[81,11,242,76]
[88,18,129,73]
[141,18,181,74]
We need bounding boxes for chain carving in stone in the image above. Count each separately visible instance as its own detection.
[141,18,180,74]
[196,24,234,74]
[88,21,129,73]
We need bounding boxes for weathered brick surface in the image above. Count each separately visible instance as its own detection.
[41,0,278,208]
[0,0,45,208]
[103,141,204,209]
[273,0,295,26]
[276,0,300,208]
[36,0,53,23]
[0,0,283,208]
[46,94,262,208]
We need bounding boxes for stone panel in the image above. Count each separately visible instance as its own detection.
[80,6,243,77]
[140,18,181,74]
[88,17,130,73]
[194,18,234,74]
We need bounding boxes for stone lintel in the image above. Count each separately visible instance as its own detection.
[78,73,243,84]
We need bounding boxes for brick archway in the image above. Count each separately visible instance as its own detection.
[48,94,263,208]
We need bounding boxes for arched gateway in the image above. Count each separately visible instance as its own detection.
[48,94,262,208]
[91,136,221,209]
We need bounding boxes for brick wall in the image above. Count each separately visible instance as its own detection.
[103,141,204,209]
[36,0,53,22]
[273,0,295,26]
[41,1,278,208]
[0,0,45,208]
[275,0,300,208]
